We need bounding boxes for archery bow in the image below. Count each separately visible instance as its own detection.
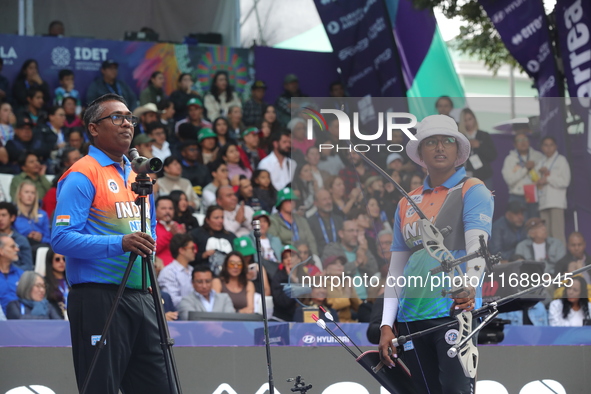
[351,148,501,381]
[354,149,499,295]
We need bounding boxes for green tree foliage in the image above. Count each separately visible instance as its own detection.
[411,0,519,74]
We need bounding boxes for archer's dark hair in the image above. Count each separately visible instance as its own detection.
[177,73,192,84]
[218,142,246,170]
[562,276,590,320]
[169,233,193,259]
[435,96,453,109]
[329,81,343,91]
[203,205,225,235]
[192,265,213,279]
[156,195,173,209]
[0,201,17,217]
[45,248,67,305]
[26,86,44,100]
[61,96,77,108]
[148,71,163,86]
[540,136,557,146]
[58,69,74,80]
[209,70,235,104]
[169,190,190,218]
[18,59,38,80]
[17,151,38,168]
[219,251,247,287]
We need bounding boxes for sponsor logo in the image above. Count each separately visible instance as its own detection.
[538,75,556,97]
[445,329,459,345]
[408,195,423,205]
[403,340,414,351]
[302,335,316,344]
[91,335,106,346]
[73,47,109,61]
[51,46,71,67]
[0,46,17,64]
[326,21,340,35]
[561,0,590,107]
[301,335,351,344]
[108,179,119,193]
[511,16,544,46]
[490,0,527,24]
[406,207,416,218]
[479,213,492,223]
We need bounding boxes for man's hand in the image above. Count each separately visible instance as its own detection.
[165,311,178,321]
[536,177,548,188]
[28,231,42,242]
[379,326,398,367]
[39,164,47,176]
[525,160,536,170]
[30,73,43,85]
[122,232,155,258]
[202,249,216,259]
[236,201,245,224]
[170,222,185,235]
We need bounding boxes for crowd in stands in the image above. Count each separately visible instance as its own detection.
[0,54,588,328]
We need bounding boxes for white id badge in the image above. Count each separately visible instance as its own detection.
[469,154,483,170]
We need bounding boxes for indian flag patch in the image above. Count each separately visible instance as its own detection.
[56,215,71,226]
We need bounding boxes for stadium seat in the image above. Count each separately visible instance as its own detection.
[193,212,205,226]
[0,173,13,202]
[35,246,50,276]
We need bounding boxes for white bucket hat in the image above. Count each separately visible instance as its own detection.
[406,115,471,169]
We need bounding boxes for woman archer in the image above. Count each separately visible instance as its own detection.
[378,115,494,393]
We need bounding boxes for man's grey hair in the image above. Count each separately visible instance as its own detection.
[376,229,393,245]
[287,117,306,132]
[16,271,44,300]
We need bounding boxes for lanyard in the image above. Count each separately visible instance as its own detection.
[316,212,336,244]
[279,213,299,240]
[517,151,530,167]
[104,81,122,95]
[545,154,559,172]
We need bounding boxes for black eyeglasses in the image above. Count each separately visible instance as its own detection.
[93,114,139,127]
[422,136,457,149]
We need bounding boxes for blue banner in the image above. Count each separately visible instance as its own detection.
[555,0,591,147]
[312,0,406,98]
[480,0,565,151]
[2,321,591,347]
[0,34,252,108]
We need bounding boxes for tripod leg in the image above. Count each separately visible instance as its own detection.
[145,254,183,394]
